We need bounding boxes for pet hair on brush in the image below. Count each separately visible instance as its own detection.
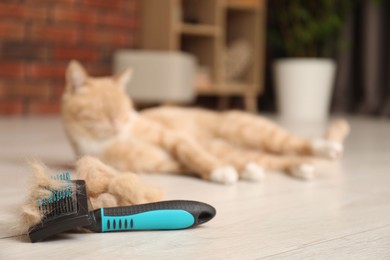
[28,172,91,242]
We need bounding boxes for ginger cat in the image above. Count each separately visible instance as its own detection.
[62,61,350,185]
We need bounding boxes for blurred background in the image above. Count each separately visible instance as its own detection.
[0,0,389,120]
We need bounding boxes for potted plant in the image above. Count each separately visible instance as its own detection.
[268,0,353,121]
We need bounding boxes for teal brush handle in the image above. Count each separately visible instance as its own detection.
[85,200,216,232]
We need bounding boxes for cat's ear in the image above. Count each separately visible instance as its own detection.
[114,67,133,91]
[66,60,88,92]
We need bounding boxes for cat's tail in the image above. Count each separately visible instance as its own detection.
[309,119,350,161]
[324,119,351,143]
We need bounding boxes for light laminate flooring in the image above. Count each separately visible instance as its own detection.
[0,116,389,259]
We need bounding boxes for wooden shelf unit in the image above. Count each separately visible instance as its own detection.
[141,0,267,112]
[179,24,221,36]
[227,0,264,10]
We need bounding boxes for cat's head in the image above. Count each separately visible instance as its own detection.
[62,60,134,141]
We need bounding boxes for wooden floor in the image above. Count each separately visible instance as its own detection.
[0,116,389,259]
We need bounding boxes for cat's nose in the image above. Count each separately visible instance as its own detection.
[110,119,119,132]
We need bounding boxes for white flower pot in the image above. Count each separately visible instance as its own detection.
[273,58,336,122]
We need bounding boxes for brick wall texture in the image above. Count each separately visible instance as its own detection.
[0,0,140,115]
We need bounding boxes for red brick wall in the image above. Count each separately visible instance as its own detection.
[0,0,140,115]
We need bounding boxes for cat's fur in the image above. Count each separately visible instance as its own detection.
[62,61,350,184]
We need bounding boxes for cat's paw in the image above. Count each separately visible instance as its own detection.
[210,166,239,185]
[311,139,343,160]
[291,164,316,180]
[241,162,266,182]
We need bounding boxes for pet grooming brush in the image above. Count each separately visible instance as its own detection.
[28,173,216,242]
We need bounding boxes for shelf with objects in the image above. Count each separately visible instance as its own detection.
[140,0,267,112]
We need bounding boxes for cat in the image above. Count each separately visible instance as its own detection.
[62,60,350,185]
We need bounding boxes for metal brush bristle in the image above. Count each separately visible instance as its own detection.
[37,172,77,221]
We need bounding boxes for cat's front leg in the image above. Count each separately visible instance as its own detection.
[172,135,239,184]
[132,117,239,184]
[103,138,186,174]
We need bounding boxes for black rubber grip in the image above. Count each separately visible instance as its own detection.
[85,200,216,232]
[105,200,214,216]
